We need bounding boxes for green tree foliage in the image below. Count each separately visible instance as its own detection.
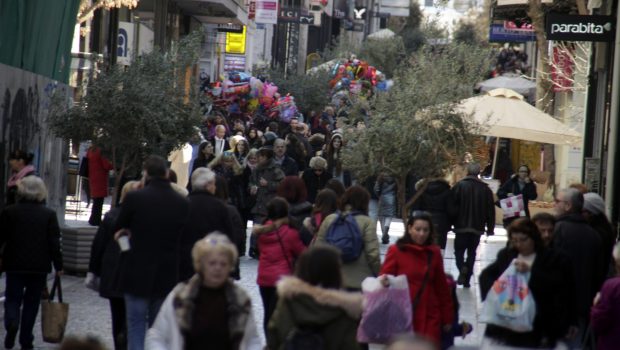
[453,21,481,45]
[342,43,491,219]
[49,32,203,204]
[260,68,332,114]
[360,36,407,78]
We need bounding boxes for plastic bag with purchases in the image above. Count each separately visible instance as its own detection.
[481,263,536,332]
[357,275,413,344]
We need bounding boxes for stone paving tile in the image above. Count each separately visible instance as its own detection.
[1,217,507,350]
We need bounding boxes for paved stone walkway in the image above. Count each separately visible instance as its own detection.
[1,208,507,349]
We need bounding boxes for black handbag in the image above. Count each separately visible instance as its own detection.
[78,156,89,178]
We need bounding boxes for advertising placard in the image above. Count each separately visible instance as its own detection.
[255,0,278,24]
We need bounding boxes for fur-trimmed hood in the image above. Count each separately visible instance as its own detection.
[276,276,363,319]
[172,275,252,349]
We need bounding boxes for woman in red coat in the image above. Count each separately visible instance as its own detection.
[380,212,454,343]
[87,146,114,226]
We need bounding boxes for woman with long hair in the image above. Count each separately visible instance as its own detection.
[303,189,339,242]
[479,218,576,348]
[324,133,350,186]
[234,139,250,165]
[380,212,453,344]
[191,142,216,175]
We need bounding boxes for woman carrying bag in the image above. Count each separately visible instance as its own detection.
[0,176,63,349]
[379,212,453,344]
[479,218,577,348]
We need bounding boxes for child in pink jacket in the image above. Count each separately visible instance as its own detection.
[254,197,306,333]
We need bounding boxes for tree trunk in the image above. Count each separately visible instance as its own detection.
[529,0,556,193]
[397,176,407,222]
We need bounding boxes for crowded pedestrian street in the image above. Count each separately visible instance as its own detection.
[3,1,620,350]
[0,206,508,349]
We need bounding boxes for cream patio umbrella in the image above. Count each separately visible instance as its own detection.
[457,88,582,176]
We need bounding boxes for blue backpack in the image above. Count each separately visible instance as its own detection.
[325,212,364,263]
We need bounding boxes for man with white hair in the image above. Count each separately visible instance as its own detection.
[273,138,298,176]
[450,162,495,288]
[179,167,235,281]
[553,188,603,344]
[210,125,229,156]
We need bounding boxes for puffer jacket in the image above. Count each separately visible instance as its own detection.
[249,160,285,218]
[267,276,363,350]
[374,176,397,217]
[257,223,306,287]
[313,210,381,289]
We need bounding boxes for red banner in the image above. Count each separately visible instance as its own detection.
[552,47,574,92]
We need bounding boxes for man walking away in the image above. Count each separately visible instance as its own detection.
[451,162,495,288]
[114,155,190,350]
[178,167,234,281]
[553,188,603,346]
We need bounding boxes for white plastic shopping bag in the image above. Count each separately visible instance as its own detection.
[480,263,536,332]
[357,275,413,344]
[500,194,526,219]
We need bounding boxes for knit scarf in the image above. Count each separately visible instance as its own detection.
[7,165,36,187]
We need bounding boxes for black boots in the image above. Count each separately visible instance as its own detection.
[457,267,471,288]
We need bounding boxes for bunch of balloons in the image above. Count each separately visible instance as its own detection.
[206,71,298,122]
[328,57,392,97]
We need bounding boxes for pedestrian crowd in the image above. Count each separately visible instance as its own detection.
[1,108,620,350]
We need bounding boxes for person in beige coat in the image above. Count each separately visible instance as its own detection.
[312,185,381,290]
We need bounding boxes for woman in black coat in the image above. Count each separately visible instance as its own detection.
[411,178,453,250]
[0,176,62,349]
[479,218,577,348]
[88,180,141,350]
[497,165,538,227]
[301,156,332,204]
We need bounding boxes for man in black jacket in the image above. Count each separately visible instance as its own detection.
[451,162,495,288]
[273,138,298,176]
[552,188,603,346]
[179,167,235,281]
[114,155,190,350]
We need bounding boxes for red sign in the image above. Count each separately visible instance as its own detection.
[249,0,256,19]
[504,21,535,32]
[552,47,574,92]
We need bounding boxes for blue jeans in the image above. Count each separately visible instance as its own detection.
[124,294,164,350]
[4,272,47,348]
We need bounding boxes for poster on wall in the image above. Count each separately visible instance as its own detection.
[117,22,134,65]
[255,0,278,24]
[224,55,246,71]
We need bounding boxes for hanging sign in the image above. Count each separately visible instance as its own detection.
[255,0,278,24]
[546,14,615,42]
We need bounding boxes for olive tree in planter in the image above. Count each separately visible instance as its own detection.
[341,43,491,221]
[49,33,203,206]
